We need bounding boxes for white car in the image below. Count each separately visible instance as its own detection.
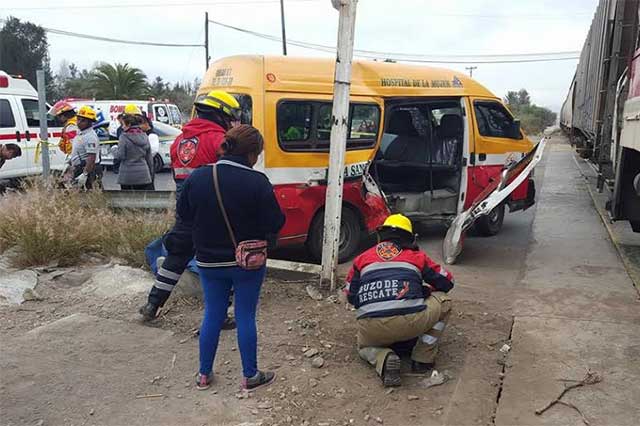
[0,71,67,180]
[99,120,180,172]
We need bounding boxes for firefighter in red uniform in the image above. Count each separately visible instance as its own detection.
[344,214,454,387]
[139,90,241,321]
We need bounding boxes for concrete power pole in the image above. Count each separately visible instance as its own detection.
[280,0,288,55]
[36,70,50,180]
[320,0,358,290]
[205,12,210,70]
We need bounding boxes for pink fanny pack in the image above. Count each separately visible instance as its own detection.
[213,164,267,270]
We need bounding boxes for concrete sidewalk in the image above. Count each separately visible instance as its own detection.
[496,136,640,425]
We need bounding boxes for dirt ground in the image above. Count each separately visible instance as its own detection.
[0,260,511,426]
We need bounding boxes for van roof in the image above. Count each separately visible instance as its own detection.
[0,71,38,97]
[200,55,497,99]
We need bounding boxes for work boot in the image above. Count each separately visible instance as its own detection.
[381,352,401,387]
[139,303,159,322]
[411,361,435,374]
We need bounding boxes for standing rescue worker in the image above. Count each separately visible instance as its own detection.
[48,101,78,156]
[71,106,102,189]
[344,214,454,387]
[139,90,241,321]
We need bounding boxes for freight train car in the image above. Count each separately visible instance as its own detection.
[561,0,640,231]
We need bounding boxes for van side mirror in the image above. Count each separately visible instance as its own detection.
[509,119,522,139]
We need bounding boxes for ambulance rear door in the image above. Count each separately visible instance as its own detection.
[0,95,28,178]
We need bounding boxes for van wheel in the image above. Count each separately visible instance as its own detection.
[475,204,505,236]
[306,208,362,263]
[153,154,163,173]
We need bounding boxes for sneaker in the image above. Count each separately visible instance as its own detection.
[242,370,276,391]
[411,361,435,374]
[381,352,401,387]
[139,303,159,322]
[221,316,237,330]
[195,373,212,390]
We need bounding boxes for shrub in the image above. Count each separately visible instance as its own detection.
[0,181,172,268]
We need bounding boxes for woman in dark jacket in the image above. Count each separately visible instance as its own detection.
[177,124,285,391]
[114,113,154,190]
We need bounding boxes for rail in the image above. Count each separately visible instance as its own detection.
[102,189,175,209]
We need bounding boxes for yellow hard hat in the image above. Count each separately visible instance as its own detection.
[380,214,413,234]
[194,90,240,119]
[76,105,97,121]
[124,104,142,115]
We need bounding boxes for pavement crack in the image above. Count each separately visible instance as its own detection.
[491,315,515,425]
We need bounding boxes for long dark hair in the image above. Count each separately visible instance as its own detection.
[221,124,264,157]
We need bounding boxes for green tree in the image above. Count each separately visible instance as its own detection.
[91,62,148,99]
[504,89,556,134]
[0,17,55,98]
[148,76,169,99]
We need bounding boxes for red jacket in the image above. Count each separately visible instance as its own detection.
[344,241,454,319]
[170,118,226,181]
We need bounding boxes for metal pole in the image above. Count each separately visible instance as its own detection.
[36,70,50,180]
[320,0,358,290]
[205,12,210,70]
[280,0,288,55]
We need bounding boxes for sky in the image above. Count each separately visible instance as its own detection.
[1,0,600,112]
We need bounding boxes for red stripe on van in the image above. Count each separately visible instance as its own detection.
[0,133,25,141]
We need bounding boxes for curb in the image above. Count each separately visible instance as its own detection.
[571,153,640,297]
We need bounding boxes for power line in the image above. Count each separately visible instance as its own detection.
[208,19,580,63]
[0,18,203,47]
[2,0,321,11]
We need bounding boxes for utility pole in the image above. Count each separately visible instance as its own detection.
[465,66,477,78]
[36,70,50,180]
[320,0,358,291]
[205,12,210,70]
[280,0,288,55]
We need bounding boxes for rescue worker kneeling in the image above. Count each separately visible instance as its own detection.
[344,214,454,387]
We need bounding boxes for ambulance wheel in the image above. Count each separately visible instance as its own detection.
[307,208,362,263]
[153,154,164,173]
[475,204,505,237]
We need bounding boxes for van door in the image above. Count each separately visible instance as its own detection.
[17,97,64,174]
[0,96,28,178]
[443,138,546,264]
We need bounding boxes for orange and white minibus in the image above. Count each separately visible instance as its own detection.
[197,55,543,263]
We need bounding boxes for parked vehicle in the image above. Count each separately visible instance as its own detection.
[198,55,541,262]
[66,99,183,135]
[0,71,67,180]
[98,120,179,172]
[560,0,640,231]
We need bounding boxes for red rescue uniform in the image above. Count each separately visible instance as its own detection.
[170,118,226,182]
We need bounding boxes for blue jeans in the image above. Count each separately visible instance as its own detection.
[198,266,266,378]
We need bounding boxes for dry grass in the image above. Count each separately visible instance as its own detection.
[0,180,172,268]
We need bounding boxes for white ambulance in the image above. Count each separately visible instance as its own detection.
[0,71,67,181]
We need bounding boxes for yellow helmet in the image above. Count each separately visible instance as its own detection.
[124,104,142,115]
[380,214,413,234]
[194,90,240,119]
[76,105,97,121]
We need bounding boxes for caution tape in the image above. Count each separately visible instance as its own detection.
[34,139,60,163]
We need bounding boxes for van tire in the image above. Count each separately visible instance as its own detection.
[154,154,164,173]
[475,204,505,237]
[306,208,362,263]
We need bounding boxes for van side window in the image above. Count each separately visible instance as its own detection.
[21,99,56,128]
[279,101,380,152]
[0,100,16,128]
[278,102,312,143]
[474,101,514,138]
